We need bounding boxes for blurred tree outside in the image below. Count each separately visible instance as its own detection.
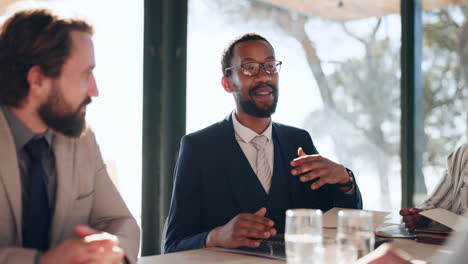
[423,6,468,179]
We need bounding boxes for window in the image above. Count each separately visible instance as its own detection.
[421,2,468,201]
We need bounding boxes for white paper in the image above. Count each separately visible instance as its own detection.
[322,207,390,229]
[419,208,465,231]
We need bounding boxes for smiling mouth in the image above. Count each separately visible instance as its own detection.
[252,88,275,99]
[255,91,273,96]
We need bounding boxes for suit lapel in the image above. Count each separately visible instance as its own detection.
[272,123,301,208]
[222,115,268,213]
[0,111,23,241]
[49,133,76,246]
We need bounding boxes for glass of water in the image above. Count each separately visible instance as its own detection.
[285,209,323,264]
[336,210,374,262]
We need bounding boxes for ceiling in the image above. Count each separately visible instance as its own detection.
[0,0,24,12]
[0,0,51,15]
[1,0,467,21]
[258,0,468,21]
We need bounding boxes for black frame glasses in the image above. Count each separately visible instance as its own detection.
[225,60,282,76]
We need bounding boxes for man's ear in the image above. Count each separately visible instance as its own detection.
[27,65,48,97]
[221,76,234,93]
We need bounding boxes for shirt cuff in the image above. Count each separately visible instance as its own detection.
[344,183,355,195]
[410,260,427,264]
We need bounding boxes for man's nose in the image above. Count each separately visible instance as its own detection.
[87,73,99,97]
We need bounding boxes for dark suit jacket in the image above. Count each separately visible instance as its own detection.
[164,115,362,253]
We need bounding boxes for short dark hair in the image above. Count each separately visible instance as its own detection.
[221,33,273,77]
[0,9,93,107]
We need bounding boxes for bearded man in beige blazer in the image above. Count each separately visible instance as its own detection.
[0,9,139,264]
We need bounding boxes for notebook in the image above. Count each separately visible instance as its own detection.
[376,224,415,239]
[413,226,453,245]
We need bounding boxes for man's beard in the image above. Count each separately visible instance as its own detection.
[38,85,91,138]
[235,83,278,118]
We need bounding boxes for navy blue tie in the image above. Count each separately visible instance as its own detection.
[22,137,51,251]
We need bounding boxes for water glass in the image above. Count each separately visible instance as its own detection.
[336,210,374,262]
[285,209,323,264]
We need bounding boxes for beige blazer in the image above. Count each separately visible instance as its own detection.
[0,110,140,263]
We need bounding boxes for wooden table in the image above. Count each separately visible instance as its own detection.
[138,229,451,264]
[138,248,284,264]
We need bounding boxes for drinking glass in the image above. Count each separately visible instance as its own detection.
[336,210,374,262]
[285,209,323,264]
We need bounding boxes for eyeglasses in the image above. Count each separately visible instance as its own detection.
[225,60,282,76]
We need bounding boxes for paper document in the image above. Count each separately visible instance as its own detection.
[323,207,391,229]
[419,208,466,231]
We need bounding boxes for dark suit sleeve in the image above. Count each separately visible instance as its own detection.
[302,132,363,210]
[164,135,208,253]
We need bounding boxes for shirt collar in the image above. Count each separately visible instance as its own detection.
[1,105,53,151]
[231,111,272,144]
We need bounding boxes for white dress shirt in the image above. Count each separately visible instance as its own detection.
[231,111,356,195]
[419,143,468,215]
[232,111,274,193]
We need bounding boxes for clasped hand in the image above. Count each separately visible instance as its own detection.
[41,225,125,264]
[206,207,276,248]
[400,208,428,232]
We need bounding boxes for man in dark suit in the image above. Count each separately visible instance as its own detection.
[164,33,362,253]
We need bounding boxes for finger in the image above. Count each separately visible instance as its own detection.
[290,154,323,167]
[401,216,413,224]
[310,178,328,190]
[297,147,307,157]
[409,208,421,215]
[405,217,422,228]
[85,244,124,256]
[399,208,410,216]
[75,225,98,237]
[402,215,417,223]
[404,218,420,229]
[404,220,416,229]
[71,241,109,264]
[79,251,123,264]
[84,239,115,253]
[235,220,273,233]
[111,246,125,262]
[291,161,327,176]
[82,235,119,252]
[241,214,274,227]
[254,207,267,217]
[299,169,327,182]
[87,244,118,257]
[269,228,277,236]
[236,228,271,239]
[236,238,261,248]
[406,224,417,232]
[93,246,124,263]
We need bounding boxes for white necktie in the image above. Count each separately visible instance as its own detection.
[251,135,272,193]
